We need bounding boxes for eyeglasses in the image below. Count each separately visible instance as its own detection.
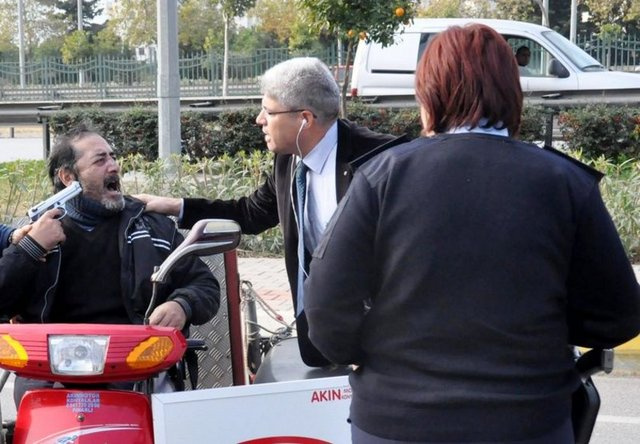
[262,108,306,116]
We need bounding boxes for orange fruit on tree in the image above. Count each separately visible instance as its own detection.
[395,7,405,18]
[347,29,356,38]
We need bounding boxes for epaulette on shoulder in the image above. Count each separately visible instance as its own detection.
[349,134,409,171]
[542,145,604,181]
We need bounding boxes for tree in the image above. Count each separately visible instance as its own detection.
[94,27,127,57]
[60,29,92,63]
[583,0,640,34]
[107,0,157,48]
[34,36,65,58]
[179,0,225,52]
[216,0,257,96]
[37,0,103,33]
[493,0,538,23]
[0,0,62,58]
[250,0,297,46]
[300,0,419,117]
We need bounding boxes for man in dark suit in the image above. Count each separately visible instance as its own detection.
[136,57,406,366]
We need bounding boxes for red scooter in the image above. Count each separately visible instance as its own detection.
[0,219,241,444]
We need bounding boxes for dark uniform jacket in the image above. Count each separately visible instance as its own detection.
[0,197,219,325]
[305,133,640,441]
[180,119,407,366]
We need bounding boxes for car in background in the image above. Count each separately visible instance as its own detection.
[350,18,640,103]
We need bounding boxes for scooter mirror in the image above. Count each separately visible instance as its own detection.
[151,219,241,284]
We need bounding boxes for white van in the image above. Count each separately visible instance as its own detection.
[350,18,640,101]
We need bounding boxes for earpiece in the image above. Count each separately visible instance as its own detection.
[302,118,308,127]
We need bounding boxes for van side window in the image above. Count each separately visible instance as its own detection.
[505,35,558,78]
[418,33,435,63]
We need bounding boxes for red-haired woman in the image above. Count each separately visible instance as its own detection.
[305,24,640,443]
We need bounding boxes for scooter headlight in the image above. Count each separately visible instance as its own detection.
[49,335,109,376]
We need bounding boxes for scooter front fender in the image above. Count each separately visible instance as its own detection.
[14,389,153,444]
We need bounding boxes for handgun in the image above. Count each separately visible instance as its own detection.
[28,181,83,222]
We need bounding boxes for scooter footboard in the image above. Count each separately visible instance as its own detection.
[253,337,350,383]
[14,389,153,444]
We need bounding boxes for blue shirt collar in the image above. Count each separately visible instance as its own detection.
[447,118,509,137]
[302,121,338,174]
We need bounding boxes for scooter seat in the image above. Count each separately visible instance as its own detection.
[253,337,351,383]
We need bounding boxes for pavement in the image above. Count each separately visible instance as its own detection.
[237,257,640,375]
[237,257,295,335]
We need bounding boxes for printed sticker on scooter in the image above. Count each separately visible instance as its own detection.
[66,392,101,413]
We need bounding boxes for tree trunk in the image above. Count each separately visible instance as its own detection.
[340,39,355,119]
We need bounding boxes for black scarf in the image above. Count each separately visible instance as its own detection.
[66,195,121,231]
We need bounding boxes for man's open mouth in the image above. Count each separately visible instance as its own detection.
[105,176,121,193]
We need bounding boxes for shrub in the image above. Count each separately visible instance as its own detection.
[3,149,639,261]
[558,104,640,160]
[47,102,556,161]
[519,105,549,143]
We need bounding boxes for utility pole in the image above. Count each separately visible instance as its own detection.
[17,0,25,88]
[77,0,82,30]
[533,0,549,27]
[570,0,578,42]
[157,0,181,158]
[77,0,84,86]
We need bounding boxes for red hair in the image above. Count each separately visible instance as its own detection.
[415,24,522,136]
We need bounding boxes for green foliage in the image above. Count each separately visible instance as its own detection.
[519,105,549,143]
[179,0,226,52]
[300,0,419,116]
[118,151,283,256]
[346,102,421,139]
[300,0,419,47]
[0,160,49,222]
[565,150,640,261]
[49,106,266,161]
[4,148,640,260]
[345,102,548,142]
[217,0,257,20]
[558,104,640,160]
[48,104,553,162]
[94,27,128,57]
[61,30,93,63]
[34,36,65,59]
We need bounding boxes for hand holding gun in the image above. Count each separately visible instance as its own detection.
[28,181,82,222]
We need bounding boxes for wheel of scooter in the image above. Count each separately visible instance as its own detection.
[253,337,351,384]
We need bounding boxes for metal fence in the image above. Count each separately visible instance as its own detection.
[577,34,640,71]
[0,36,638,103]
[0,47,345,102]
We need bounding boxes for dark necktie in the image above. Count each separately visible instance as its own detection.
[295,161,308,316]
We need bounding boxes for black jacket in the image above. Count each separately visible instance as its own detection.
[0,197,219,325]
[180,119,407,366]
[305,134,640,441]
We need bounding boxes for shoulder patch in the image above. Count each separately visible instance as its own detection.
[542,145,604,181]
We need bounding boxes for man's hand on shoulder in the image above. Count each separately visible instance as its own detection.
[132,194,182,216]
[148,300,187,329]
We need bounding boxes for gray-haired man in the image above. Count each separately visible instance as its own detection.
[136,57,407,366]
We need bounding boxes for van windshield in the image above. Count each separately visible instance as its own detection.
[541,31,605,72]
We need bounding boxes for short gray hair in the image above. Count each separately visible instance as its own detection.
[260,57,340,123]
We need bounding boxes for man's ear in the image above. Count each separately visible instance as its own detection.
[57,168,77,188]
